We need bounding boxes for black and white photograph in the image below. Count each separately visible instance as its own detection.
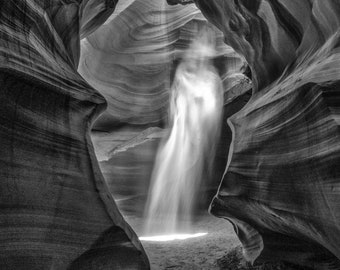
[0,0,339,269]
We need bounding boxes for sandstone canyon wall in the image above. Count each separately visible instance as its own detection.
[176,0,340,269]
[2,0,340,269]
[0,1,149,269]
[80,0,250,216]
[79,0,248,129]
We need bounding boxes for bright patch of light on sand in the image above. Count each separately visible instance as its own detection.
[139,233,208,242]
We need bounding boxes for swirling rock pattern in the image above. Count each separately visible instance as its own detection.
[191,0,340,93]
[0,0,149,269]
[171,0,340,268]
[79,0,247,128]
[80,0,249,218]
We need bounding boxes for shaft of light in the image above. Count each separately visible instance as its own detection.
[144,28,223,235]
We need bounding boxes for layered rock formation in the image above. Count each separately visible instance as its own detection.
[0,1,149,269]
[81,0,249,217]
[168,0,340,269]
[4,0,338,269]
[79,0,247,129]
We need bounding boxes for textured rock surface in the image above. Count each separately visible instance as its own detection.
[83,0,250,221]
[5,0,339,269]
[0,1,149,269]
[172,0,340,269]
[79,0,247,128]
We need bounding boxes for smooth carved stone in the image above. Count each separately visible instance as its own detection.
[175,0,337,94]
[167,0,195,6]
[180,0,340,268]
[92,127,165,162]
[79,0,246,128]
[0,1,148,269]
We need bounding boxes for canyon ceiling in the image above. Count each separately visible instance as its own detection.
[0,0,340,270]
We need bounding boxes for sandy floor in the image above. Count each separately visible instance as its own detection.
[126,214,241,270]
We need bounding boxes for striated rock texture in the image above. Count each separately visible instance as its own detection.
[0,1,149,269]
[79,0,247,128]
[80,0,250,218]
[191,0,340,93]
[170,0,340,269]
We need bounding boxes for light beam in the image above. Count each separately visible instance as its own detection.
[139,233,208,242]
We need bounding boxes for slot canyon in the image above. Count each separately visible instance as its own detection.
[0,0,340,269]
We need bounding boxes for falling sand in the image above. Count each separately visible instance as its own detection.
[144,28,223,236]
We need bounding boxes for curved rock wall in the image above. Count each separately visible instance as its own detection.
[193,0,340,92]
[179,0,340,268]
[0,1,148,269]
[79,0,247,128]
[79,1,250,221]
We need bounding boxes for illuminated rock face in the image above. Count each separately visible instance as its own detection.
[79,0,247,128]
[178,0,340,268]
[80,0,249,217]
[0,1,148,269]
